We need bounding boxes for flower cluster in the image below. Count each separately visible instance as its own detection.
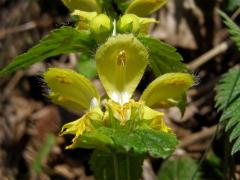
[44,34,194,149]
[67,0,165,42]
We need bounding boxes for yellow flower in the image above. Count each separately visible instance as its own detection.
[126,0,168,17]
[44,34,194,149]
[61,0,101,12]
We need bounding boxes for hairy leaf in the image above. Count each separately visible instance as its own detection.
[219,10,240,49]
[215,67,240,155]
[73,127,177,158]
[0,27,94,76]
[138,35,187,76]
[158,157,201,180]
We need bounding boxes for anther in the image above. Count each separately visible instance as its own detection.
[117,50,126,66]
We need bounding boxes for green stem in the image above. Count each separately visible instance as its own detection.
[90,150,145,180]
[126,153,130,180]
[113,153,119,180]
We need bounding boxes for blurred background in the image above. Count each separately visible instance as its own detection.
[0,0,240,179]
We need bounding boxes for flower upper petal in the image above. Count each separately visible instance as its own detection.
[96,34,148,104]
[126,0,167,17]
[141,73,194,108]
[61,0,101,12]
[44,68,100,111]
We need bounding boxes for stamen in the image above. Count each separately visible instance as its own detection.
[117,50,126,66]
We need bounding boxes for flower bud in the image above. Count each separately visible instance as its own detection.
[117,14,140,34]
[117,14,158,34]
[138,17,159,33]
[61,0,101,12]
[126,0,167,17]
[90,14,113,42]
[72,10,97,30]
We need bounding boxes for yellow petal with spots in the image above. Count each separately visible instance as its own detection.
[44,68,100,111]
[141,73,194,108]
[96,34,148,104]
[126,0,167,17]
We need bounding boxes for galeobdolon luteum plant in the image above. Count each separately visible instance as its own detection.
[0,0,196,179]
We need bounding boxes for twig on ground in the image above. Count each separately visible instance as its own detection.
[1,70,24,102]
[187,41,231,70]
[0,16,52,40]
[178,125,218,149]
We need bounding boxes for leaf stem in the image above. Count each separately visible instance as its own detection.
[126,152,130,180]
[113,153,119,180]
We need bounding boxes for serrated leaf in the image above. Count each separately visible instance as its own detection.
[219,10,240,49]
[232,136,240,154]
[158,157,201,180]
[0,27,94,76]
[215,67,240,155]
[138,35,187,76]
[225,0,240,11]
[70,128,114,150]
[134,129,178,158]
[90,150,145,180]
[73,127,177,158]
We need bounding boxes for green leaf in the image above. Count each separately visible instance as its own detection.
[201,152,224,180]
[0,27,95,76]
[70,128,114,150]
[225,0,240,11]
[158,157,201,180]
[77,53,97,78]
[215,67,240,155]
[133,129,178,158]
[90,150,145,180]
[178,93,187,116]
[138,35,187,76]
[219,10,240,49]
[77,127,178,158]
[32,134,55,174]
